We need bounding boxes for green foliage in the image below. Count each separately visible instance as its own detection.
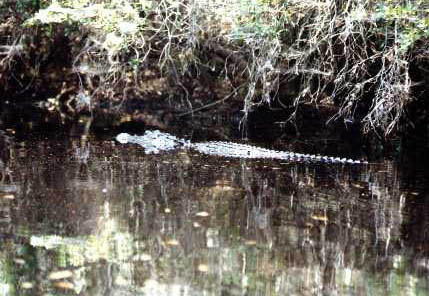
[375,1,429,52]
[229,0,287,41]
[16,0,40,13]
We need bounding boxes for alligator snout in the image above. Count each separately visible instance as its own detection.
[116,133,131,144]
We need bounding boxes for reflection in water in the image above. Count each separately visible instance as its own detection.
[0,136,427,295]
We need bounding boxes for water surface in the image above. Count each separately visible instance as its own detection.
[0,133,428,295]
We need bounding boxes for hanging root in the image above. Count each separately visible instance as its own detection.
[12,0,428,135]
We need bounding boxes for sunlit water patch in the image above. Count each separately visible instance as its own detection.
[0,136,427,295]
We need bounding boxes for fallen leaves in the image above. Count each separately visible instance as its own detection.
[195,211,210,217]
[48,270,73,280]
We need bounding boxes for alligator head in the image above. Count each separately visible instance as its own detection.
[115,130,184,154]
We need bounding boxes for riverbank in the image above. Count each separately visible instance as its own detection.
[1,0,428,138]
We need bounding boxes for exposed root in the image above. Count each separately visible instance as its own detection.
[2,0,428,135]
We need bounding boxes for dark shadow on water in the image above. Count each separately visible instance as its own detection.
[0,133,428,295]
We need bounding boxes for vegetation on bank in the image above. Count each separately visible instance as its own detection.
[0,0,428,136]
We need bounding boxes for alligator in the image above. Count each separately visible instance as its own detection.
[116,130,367,164]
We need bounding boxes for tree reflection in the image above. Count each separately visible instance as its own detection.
[0,137,427,295]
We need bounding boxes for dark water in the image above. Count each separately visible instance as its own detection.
[0,132,428,295]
